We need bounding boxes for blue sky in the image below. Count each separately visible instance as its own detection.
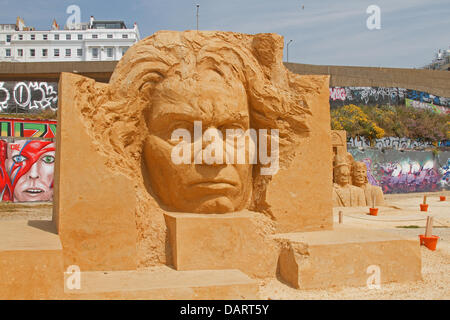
[1,0,449,68]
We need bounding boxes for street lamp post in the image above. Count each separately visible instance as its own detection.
[196,4,200,31]
[286,39,293,63]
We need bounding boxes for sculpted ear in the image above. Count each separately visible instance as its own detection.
[251,33,284,73]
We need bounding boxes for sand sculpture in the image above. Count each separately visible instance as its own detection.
[0,31,421,300]
[332,155,366,207]
[53,30,333,275]
[352,161,385,206]
[83,31,317,215]
[331,131,385,207]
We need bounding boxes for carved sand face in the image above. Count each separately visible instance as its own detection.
[352,162,367,187]
[335,165,351,187]
[143,69,253,213]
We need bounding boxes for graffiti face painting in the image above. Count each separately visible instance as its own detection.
[6,140,55,202]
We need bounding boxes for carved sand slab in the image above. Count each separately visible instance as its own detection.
[54,30,331,270]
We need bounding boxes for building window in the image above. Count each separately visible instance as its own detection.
[31,34,35,40]
[92,47,99,58]
[121,47,129,56]
[5,49,11,57]
[106,47,113,58]
[92,34,98,39]
[66,34,71,40]
[107,34,113,39]
[77,48,83,57]
[42,49,48,57]
[54,49,60,57]
[17,49,23,57]
[6,35,11,42]
[122,34,128,39]
[65,49,71,57]
[18,34,23,40]
[43,34,48,40]
[77,34,82,40]
[30,49,35,57]
[54,34,60,40]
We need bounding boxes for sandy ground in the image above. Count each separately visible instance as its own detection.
[1,193,448,300]
[259,191,450,300]
[0,202,52,220]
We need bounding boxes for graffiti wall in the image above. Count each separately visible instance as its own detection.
[405,98,449,114]
[329,87,407,107]
[406,90,450,108]
[330,86,450,113]
[0,139,55,202]
[348,136,433,150]
[349,148,450,194]
[0,118,57,138]
[0,81,58,113]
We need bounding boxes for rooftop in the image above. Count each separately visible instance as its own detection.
[0,15,135,32]
[91,21,127,29]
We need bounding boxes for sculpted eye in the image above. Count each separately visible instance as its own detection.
[168,121,195,145]
[139,72,165,98]
[42,155,55,164]
[12,155,27,163]
[227,123,245,130]
[222,123,246,137]
[172,121,194,133]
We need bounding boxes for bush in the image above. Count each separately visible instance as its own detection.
[330,104,385,142]
[331,104,450,143]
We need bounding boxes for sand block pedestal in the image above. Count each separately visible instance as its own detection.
[164,211,279,278]
[65,268,258,300]
[0,220,65,299]
[0,221,257,300]
[275,225,422,289]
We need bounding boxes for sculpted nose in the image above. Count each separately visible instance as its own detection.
[201,127,227,166]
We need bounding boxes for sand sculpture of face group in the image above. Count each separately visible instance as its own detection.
[332,155,385,207]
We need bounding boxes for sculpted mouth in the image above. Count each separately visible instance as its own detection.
[190,179,238,189]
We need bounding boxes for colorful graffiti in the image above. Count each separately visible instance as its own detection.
[406,98,450,114]
[348,135,433,150]
[329,87,407,107]
[329,87,450,113]
[349,148,450,194]
[0,139,54,202]
[0,81,58,113]
[439,159,450,189]
[0,118,57,138]
[376,159,441,194]
[406,90,450,108]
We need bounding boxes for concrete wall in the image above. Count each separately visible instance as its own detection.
[1,61,450,96]
[0,61,116,82]
[285,62,450,98]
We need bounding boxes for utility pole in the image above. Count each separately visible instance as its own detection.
[286,39,293,63]
[196,4,200,31]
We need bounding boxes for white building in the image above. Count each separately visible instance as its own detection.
[423,46,450,71]
[0,16,140,62]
